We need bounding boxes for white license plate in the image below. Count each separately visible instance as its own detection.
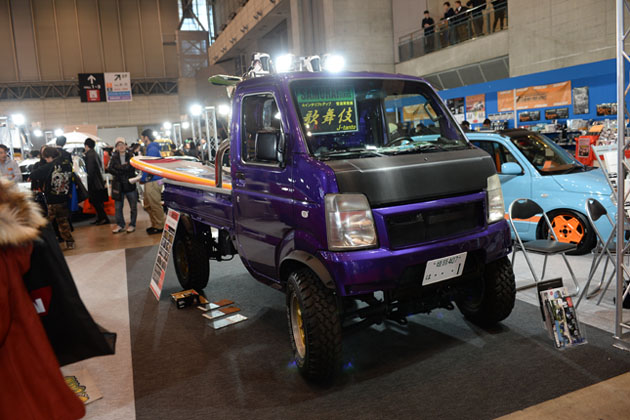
[422,252,467,286]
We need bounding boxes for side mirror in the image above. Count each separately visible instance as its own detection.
[255,130,283,163]
[501,162,523,175]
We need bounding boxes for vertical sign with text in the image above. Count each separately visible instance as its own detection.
[149,209,180,300]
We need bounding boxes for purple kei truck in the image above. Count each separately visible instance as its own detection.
[164,71,516,381]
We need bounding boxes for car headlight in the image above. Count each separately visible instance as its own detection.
[325,193,377,250]
[487,174,505,223]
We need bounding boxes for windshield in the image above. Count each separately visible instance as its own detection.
[507,131,586,175]
[290,78,468,159]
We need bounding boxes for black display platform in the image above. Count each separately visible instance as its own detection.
[126,245,630,420]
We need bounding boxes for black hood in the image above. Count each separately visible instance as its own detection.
[325,148,496,207]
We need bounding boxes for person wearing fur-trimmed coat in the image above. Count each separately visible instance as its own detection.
[0,178,85,420]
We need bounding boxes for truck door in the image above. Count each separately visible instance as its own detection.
[232,91,294,279]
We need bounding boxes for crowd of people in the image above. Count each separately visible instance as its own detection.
[0,128,189,252]
[421,0,508,51]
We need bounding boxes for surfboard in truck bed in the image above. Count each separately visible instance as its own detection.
[130,156,232,190]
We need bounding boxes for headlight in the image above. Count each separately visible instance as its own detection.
[487,174,505,223]
[325,193,377,250]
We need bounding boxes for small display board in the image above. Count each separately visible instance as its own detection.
[544,107,569,120]
[149,209,180,300]
[519,110,540,122]
[294,85,358,134]
[197,297,248,329]
[537,278,587,350]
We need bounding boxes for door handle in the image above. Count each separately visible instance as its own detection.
[235,171,245,180]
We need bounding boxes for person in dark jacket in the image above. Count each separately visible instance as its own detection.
[0,177,86,420]
[422,10,435,53]
[84,137,109,225]
[453,1,469,43]
[30,147,75,250]
[440,2,456,46]
[107,138,138,233]
[466,0,486,36]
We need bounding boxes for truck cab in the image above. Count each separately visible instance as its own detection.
[162,71,516,381]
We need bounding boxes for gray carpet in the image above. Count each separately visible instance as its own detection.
[126,245,630,420]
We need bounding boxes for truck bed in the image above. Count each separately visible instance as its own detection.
[130,156,234,229]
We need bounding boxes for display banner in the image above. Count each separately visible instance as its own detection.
[294,85,358,134]
[104,72,132,102]
[149,209,180,300]
[465,94,486,123]
[498,81,572,111]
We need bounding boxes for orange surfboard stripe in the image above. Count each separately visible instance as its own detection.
[130,157,233,190]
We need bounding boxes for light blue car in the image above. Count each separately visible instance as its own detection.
[467,129,615,255]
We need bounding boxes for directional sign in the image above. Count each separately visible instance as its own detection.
[105,72,132,102]
[78,73,106,103]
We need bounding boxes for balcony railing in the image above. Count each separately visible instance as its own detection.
[398,3,508,63]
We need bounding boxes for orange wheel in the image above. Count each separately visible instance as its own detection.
[550,214,585,244]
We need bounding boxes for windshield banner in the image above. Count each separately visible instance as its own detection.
[498,81,572,111]
[295,86,358,135]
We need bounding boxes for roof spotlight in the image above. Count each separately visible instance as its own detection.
[276,54,295,73]
[323,54,345,73]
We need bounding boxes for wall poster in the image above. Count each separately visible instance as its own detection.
[465,94,486,123]
[447,97,465,123]
[596,103,617,116]
[544,107,569,120]
[519,110,541,122]
[572,86,589,115]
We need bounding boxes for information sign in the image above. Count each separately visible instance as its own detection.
[294,85,358,134]
[105,72,132,102]
[78,73,106,103]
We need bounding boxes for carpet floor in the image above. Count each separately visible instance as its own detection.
[126,245,630,420]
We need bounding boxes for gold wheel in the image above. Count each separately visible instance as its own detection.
[290,294,306,358]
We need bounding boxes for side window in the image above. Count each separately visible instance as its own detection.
[472,141,518,173]
[241,93,281,163]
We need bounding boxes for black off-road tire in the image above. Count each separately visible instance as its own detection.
[173,227,209,293]
[286,268,342,382]
[456,256,515,326]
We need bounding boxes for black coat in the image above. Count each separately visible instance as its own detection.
[85,148,105,191]
[29,153,73,205]
[106,150,136,195]
[23,226,116,366]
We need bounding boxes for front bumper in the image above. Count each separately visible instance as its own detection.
[318,220,512,296]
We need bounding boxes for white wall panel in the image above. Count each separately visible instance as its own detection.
[0,95,180,129]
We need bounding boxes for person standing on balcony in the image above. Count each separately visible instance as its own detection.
[422,10,435,53]
[466,0,486,36]
[492,0,507,32]
[440,2,456,47]
[453,1,470,43]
